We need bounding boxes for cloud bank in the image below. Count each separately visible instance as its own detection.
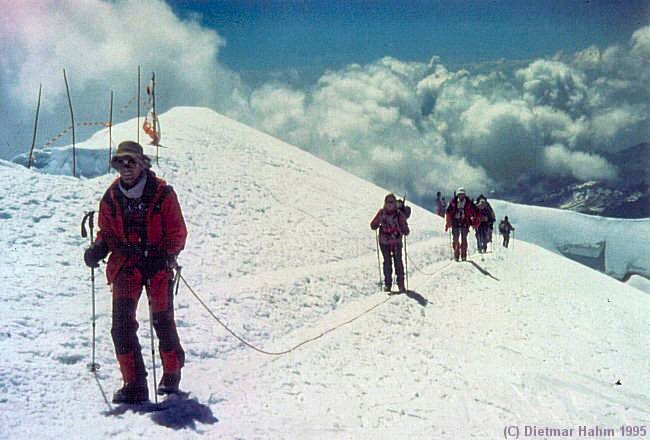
[1,0,648,206]
[249,28,649,201]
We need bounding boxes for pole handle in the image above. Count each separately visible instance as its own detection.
[174,267,183,296]
[81,211,95,240]
[88,210,94,235]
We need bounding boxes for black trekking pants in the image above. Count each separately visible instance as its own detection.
[380,242,404,287]
[111,267,185,384]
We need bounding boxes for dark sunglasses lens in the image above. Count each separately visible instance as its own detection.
[112,158,137,168]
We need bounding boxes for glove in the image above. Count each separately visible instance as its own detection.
[84,240,108,269]
[445,224,450,232]
[166,254,180,271]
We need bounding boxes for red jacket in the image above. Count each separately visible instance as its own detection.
[370,208,410,246]
[95,171,187,284]
[445,197,479,230]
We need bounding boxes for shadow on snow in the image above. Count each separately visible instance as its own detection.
[103,392,219,430]
[467,260,500,281]
[389,290,428,307]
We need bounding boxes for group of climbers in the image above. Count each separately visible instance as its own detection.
[443,188,514,260]
[370,187,516,290]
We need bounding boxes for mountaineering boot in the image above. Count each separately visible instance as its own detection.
[112,380,149,404]
[157,372,181,395]
[383,285,392,292]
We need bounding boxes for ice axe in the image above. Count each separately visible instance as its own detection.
[81,211,100,373]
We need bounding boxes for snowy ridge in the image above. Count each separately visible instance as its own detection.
[1,107,649,438]
[490,199,650,283]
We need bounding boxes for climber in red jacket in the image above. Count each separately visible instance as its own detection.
[84,141,187,403]
[445,188,479,261]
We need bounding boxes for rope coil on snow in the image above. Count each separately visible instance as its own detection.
[179,273,393,356]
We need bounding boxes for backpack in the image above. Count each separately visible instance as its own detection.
[380,211,403,237]
[395,199,411,219]
[498,221,507,234]
[399,204,411,219]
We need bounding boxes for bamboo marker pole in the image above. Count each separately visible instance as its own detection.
[137,66,140,143]
[28,83,42,169]
[63,69,76,177]
[152,72,158,164]
[108,91,113,172]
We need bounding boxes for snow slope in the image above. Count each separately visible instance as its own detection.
[1,107,649,439]
[627,275,650,295]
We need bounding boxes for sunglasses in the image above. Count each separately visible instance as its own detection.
[111,157,139,169]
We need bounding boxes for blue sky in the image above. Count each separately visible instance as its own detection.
[167,0,649,85]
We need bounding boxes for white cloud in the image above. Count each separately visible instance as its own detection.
[532,105,587,149]
[543,144,618,181]
[590,105,648,145]
[370,145,405,168]
[572,45,602,70]
[516,60,588,115]
[631,26,650,61]
[250,84,306,138]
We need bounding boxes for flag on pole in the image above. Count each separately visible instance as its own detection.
[142,75,160,145]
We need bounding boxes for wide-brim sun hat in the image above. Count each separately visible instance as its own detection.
[111,141,151,168]
[112,141,149,159]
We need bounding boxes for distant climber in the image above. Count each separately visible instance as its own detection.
[475,195,496,253]
[371,193,410,292]
[445,188,479,261]
[498,216,515,248]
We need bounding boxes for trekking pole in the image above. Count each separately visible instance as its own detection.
[448,230,453,259]
[145,282,158,404]
[174,266,183,296]
[490,225,493,253]
[375,230,382,288]
[402,193,409,291]
[403,235,409,292]
[512,230,515,251]
[81,211,100,373]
